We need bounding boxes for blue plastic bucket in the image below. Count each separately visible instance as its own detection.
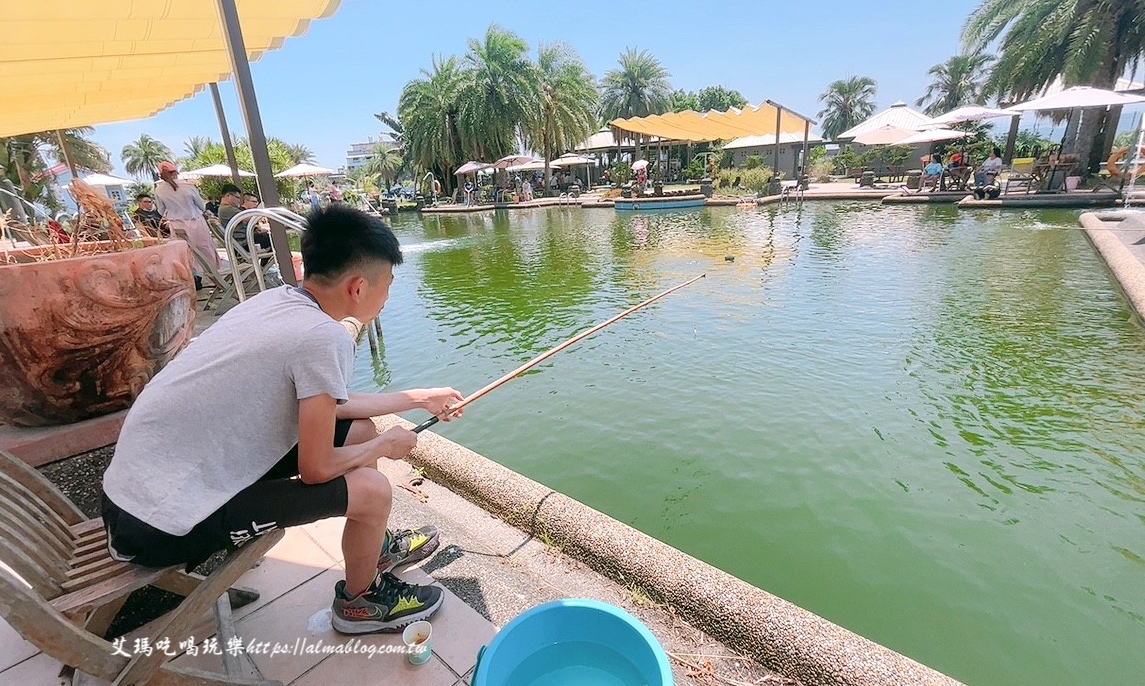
[472,598,673,686]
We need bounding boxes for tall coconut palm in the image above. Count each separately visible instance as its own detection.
[182,136,212,160]
[817,76,878,141]
[600,48,672,121]
[121,134,173,180]
[283,142,316,165]
[399,55,466,193]
[963,0,1145,171]
[525,42,598,195]
[916,54,995,116]
[359,145,403,191]
[458,25,539,162]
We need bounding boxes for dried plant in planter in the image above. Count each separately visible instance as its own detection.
[0,181,195,426]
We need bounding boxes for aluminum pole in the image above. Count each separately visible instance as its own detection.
[215,0,295,285]
[209,82,242,187]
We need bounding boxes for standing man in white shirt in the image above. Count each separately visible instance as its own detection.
[154,161,217,288]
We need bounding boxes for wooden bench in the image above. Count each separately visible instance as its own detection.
[0,449,283,686]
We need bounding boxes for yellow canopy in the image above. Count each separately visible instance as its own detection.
[610,103,811,144]
[0,0,341,138]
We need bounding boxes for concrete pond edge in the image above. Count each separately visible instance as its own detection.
[1079,211,1145,322]
[374,415,964,686]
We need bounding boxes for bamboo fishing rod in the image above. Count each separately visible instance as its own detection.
[412,273,706,433]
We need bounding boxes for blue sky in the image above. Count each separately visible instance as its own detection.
[90,0,1090,175]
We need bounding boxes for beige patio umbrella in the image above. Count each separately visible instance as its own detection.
[929,106,1013,125]
[895,128,970,145]
[852,125,916,146]
[182,163,255,179]
[551,153,596,188]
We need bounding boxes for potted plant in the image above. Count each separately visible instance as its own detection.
[0,179,196,427]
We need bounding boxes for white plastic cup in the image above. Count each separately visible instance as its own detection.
[402,621,432,665]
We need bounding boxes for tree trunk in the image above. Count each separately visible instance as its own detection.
[1069,67,1121,177]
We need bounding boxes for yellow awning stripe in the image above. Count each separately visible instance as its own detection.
[0,0,341,138]
[610,103,811,144]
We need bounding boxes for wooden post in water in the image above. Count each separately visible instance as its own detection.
[366,318,378,353]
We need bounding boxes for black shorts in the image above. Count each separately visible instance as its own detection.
[102,419,354,569]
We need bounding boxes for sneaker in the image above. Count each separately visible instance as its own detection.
[331,572,443,634]
[378,525,440,572]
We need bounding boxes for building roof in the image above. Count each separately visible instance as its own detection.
[0,0,341,138]
[836,102,934,141]
[724,132,825,149]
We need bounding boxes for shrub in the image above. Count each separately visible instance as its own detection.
[741,155,764,170]
[810,159,834,183]
[739,167,773,193]
[682,159,706,180]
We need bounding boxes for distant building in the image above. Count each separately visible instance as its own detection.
[724,132,826,178]
[345,138,397,173]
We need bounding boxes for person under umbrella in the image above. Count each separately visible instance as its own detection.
[154,161,217,288]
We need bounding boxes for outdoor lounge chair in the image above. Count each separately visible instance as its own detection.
[1002,157,1037,194]
[0,449,282,686]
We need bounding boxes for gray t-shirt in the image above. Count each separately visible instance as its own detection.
[103,286,356,536]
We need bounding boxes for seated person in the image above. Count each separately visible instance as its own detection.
[216,184,243,231]
[101,205,464,635]
[228,190,272,255]
[974,147,1004,188]
[973,182,1001,200]
[922,155,943,190]
[131,193,167,237]
[945,152,970,187]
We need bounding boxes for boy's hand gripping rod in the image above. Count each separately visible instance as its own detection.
[412,273,706,433]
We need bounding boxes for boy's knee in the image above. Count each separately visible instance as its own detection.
[345,418,378,446]
[344,468,392,521]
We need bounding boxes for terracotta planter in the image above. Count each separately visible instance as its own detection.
[0,241,196,426]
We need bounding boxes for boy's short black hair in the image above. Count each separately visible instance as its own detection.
[993,146,1002,156]
[220,183,242,196]
[302,204,402,282]
[136,192,152,200]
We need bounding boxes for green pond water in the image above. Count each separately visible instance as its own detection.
[350,203,1145,686]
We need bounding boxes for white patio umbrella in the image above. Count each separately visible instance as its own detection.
[852,125,916,146]
[929,106,1014,125]
[551,153,595,187]
[181,163,255,179]
[274,163,334,178]
[1005,86,1145,112]
[454,161,491,175]
[79,173,134,187]
[492,154,536,170]
[507,159,546,172]
[895,128,970,145]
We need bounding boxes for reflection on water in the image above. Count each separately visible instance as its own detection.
[374,204,1145,686]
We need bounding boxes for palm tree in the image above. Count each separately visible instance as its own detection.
[182,136,212,161]
[399,56,466,193]
[1,129,110,209]
[963,0,1145,171]
[525,42,598,196]
[359,145,403,191]
[817,76,878,141]
[458,25,539,162]
[283,142,315,165]
[916,54,995,116]
[599,48,672,121]
[121,134,173,180]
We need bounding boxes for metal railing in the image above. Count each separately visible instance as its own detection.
[221,207,307,301]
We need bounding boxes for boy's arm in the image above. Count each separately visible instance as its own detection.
[297,394,417,484]
[335,388,464,422]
